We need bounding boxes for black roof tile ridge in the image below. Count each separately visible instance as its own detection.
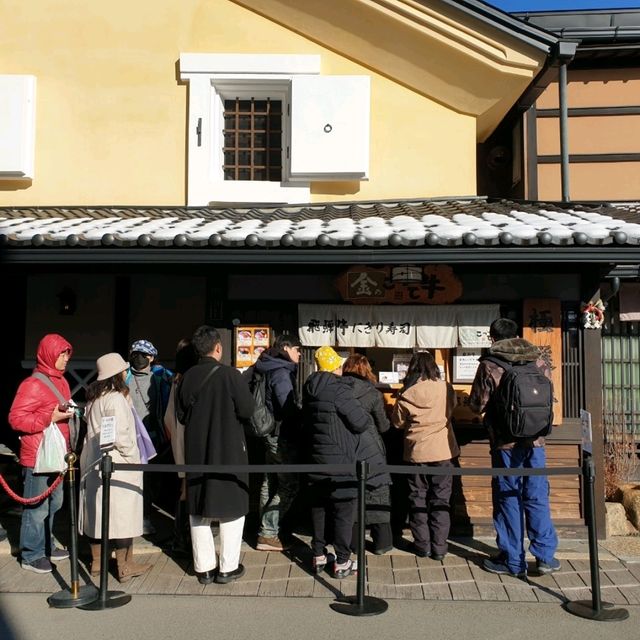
[0,195,490,216]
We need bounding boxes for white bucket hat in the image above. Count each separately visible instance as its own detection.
[96,353,129,381]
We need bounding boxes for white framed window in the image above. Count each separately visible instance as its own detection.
[0,75,36,181]
[179,54,370,206]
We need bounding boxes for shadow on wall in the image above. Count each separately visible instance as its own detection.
[0,179,31,191]
[310,181,360,196]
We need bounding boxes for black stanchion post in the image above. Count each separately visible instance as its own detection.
[79,452,131,610]
[330,460,388,616]
[48,453,99,608]
[564,456,628,621]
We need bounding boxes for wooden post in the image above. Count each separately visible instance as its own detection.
[583,325,606,537]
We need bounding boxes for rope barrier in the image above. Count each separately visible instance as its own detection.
[0,471,65,505]
[106,456,626,621]
[112,462,581,476]
[78,453,631,621]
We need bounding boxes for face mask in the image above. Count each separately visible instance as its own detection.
[129,353,150,371]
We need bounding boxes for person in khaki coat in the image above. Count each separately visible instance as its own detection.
[391,351,459,561]
[79,353,150,582]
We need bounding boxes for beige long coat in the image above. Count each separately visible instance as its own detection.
[391,378,460,463]
[79,390,143,539]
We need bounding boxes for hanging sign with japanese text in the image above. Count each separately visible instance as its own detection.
[335,265,463,305]
[523,299,563,425]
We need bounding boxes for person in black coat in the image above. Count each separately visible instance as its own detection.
[177,326,255,585]
[342,354,393,555]
[303,346,390,579]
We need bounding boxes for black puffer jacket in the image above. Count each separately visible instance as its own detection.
[343,373,390,439]
[343,374,392,522]
[303,372,390,492]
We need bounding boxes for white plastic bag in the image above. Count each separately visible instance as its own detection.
[34,422,68,473]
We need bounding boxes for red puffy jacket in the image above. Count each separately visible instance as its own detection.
[8,334,72,468]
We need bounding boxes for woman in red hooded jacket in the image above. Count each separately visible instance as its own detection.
[8,333,75,573]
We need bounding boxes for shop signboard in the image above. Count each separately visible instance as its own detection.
[523,299,563,424]
[335,264,463,305]
[580,409,593,455]
[235,325,270,368]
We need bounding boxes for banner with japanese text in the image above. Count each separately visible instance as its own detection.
[334,305,376,348]
[457,304,500,347]
[372,306,415,348]
[299,303,500,348]
[298,304,337,347]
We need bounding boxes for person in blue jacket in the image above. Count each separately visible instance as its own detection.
[253,334,302,552]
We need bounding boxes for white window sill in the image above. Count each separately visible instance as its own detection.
[191,181,310,207]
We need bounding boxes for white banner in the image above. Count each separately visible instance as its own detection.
[415,306,458,348]
[372,306,415,348]
[298,303,500,348]
[298,304,336,347]
[334,305,375,348]
[457,304,500,347]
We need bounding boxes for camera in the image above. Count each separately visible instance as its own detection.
[58,401,83,418]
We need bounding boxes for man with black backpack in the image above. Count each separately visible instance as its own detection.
[470,318,560,579]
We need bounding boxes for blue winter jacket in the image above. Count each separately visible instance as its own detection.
[254,352,300,439]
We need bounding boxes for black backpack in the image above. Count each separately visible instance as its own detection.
[484,357,553,441]
[244,368,276,438]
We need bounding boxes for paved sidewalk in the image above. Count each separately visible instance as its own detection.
[2,533,640,606]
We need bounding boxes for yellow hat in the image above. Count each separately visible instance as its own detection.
[315,346,345,372]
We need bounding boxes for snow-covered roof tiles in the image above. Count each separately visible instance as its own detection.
[1,198,639,249]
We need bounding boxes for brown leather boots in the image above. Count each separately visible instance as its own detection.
[89,543,151,582]
[115,545,151,582]
[89,543,101,577]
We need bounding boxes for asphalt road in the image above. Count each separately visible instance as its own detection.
[0,594,638,640]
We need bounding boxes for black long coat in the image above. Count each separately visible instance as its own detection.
[178,357,255,519]
[344,374,392,523]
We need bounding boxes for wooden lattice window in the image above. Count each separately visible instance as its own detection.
[223,98,282,181]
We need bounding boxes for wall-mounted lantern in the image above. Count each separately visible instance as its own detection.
[57,287,76,315]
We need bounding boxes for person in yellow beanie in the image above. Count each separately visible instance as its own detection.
[303,346,389,579]
[314,346,345,373]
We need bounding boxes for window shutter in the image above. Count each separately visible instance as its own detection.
[289,75,370,181]
[0,76,36,180]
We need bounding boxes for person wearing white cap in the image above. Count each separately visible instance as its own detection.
[79,352,151,582]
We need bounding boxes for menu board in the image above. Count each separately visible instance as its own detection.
[392,354,413,382]
[452,347,482,383]
[235,326,270,368]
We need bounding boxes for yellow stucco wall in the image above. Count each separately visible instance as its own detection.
[0,0,476,205]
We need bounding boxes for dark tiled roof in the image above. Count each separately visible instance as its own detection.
[1,197,639,249]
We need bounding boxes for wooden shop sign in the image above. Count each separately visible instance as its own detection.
[336,265,462,305]
[522,298,563,424]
